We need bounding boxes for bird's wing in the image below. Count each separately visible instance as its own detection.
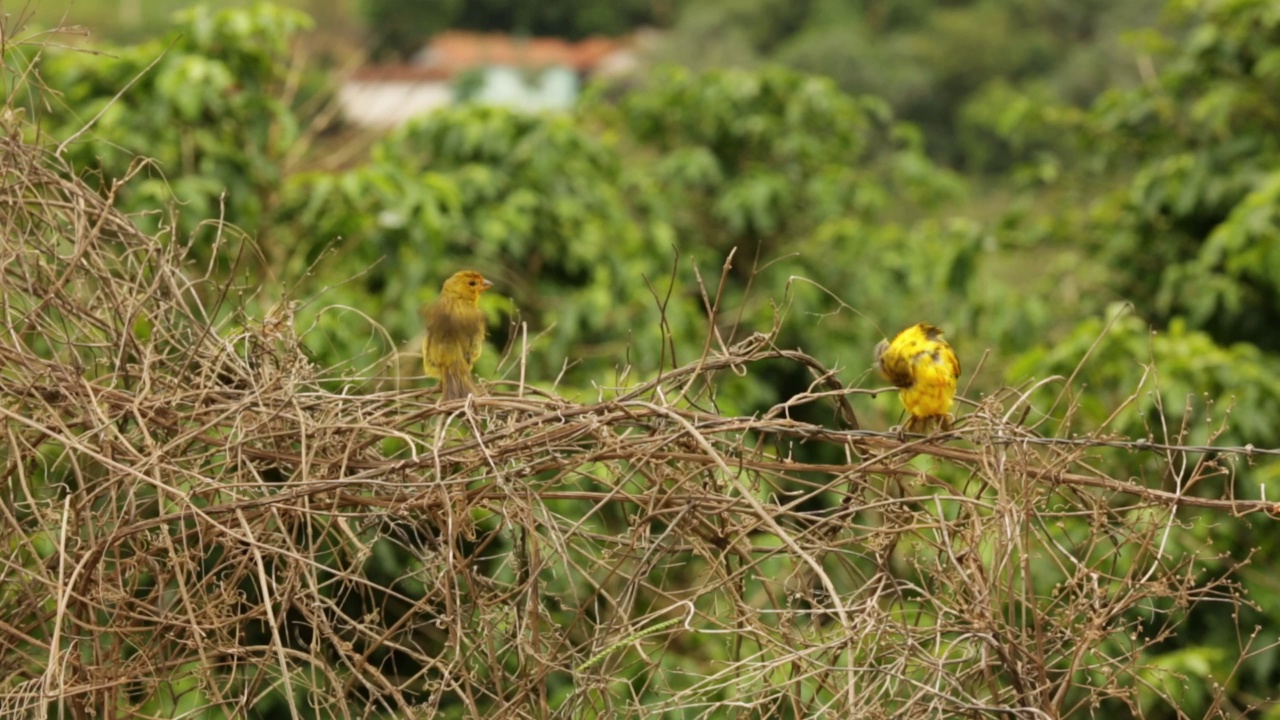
[465,327,485,365]
[878,338,917,388]
[943,342,960,380]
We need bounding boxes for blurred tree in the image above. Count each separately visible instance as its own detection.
[581,65,986,420]
[358,0,687,60]
[14,2,1280,716]
[985,0,1280,350]
[584,64,971,301]
[284,65,986,423]
[454,0,686,38]
[657,0,811,66]
[659,0,1166,167]
[1086,0,1280,351]
[14,3,314,275]
[1010,306,1280,448]
[988,4,1280,705]
[282,105,678,387]
[360,0,462,60]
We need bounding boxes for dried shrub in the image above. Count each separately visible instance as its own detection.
[0,84,1272,720]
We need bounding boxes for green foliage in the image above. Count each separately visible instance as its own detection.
[968,0,1280,407]
[14,3,312,264]
[976,3,1280,707]
[581,66,984,418]
[1008,306,1280,448]
[660,0,1166,165]
[14,0,1280,713]
[452,0,685,38]
[587,66,964,246]
[359,0,461,60]
[982,0,1280,351]
[284,65,984,416]
[358,0,686,59]
[283,104,673,386]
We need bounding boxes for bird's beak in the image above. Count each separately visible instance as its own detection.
[481,279,494,291]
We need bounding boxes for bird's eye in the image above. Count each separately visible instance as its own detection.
[469,280,476,286]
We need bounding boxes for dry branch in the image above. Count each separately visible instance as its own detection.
[0,128,1261,720]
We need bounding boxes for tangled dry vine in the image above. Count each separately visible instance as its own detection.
[0,124,1269,719]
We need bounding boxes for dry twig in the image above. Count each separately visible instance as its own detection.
[0,120,1262,720]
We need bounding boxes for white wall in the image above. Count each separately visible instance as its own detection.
[338,81,453,128]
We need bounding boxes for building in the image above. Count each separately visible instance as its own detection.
[339,31,644,128]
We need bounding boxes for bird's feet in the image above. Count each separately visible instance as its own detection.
[898,414,955,440]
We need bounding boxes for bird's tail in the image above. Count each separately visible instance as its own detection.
[440,363,478,402]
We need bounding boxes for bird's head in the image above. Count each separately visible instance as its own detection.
[441,270,494,304]
[873,339,889,364]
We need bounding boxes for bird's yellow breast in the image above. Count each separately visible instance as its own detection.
[899,355,957,418]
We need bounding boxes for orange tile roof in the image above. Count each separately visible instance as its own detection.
[350,65,452,82]
[424,31,625,72]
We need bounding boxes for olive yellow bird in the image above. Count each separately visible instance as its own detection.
[874,322,961,433]
[423,270,493,401]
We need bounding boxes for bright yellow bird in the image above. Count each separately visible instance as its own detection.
[422,270,493,401]
[874,322,961,433]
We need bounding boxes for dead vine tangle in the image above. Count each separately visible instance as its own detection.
[0,122,1265,720]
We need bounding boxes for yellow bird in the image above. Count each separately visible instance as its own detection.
[874,322,961,433]
[422,270,493,401]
